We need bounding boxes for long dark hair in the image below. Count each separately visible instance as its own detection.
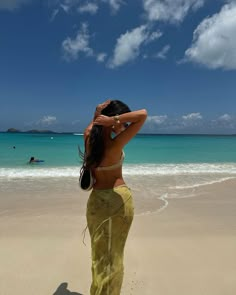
[85,100,131,168]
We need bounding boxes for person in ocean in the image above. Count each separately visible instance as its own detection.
[82,99,147,295]
[29,157,44,164]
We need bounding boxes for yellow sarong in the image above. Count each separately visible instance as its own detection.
[86,185,134,295]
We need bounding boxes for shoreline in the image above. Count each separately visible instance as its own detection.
[0,178,236,294]
[1,175,236,216]
[2,131,236,136]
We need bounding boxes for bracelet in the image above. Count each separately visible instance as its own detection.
[113,115,120,124]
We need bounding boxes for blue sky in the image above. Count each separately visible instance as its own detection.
[0,0,236,134]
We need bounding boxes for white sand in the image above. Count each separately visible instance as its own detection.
[0,178,236,294]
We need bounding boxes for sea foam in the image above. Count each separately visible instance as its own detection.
[1,163,236,178]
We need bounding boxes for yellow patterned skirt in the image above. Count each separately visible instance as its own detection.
[86,185,134,295]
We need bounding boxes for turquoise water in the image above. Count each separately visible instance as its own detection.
[126,134,236,164]
[0,133,82,168]
[1,133,236,179]
[1,133,236,165]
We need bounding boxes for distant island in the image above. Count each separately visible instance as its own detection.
[6,128,57,134]
[3,128,236,136]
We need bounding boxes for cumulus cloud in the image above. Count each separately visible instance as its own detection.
[108,25,162,68]
[211,113,236,130]
[144,115,170,132]
[62,23,93,61]
[144,113,204,133]
[103,0,124,13]
[78,2,98,14]
[52,0,123,14]
[180,112,204,130]
[51,1,98,15]
[145,30,163,44]
[60,3,71,13]
[182,112,202,120]
[147,115,168,124]
[143,0,205,24]
[62,23,110,64]
[219,114,232,121]
[184,3,236,70]
[0,0,31,11]
[37,115,57,126]
[142,112,236,134]
[108,26,148,68]
[97,52,107,62]
[155,44,170,59]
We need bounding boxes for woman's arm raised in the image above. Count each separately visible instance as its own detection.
[94,109,147,147]
[83,100,111,140]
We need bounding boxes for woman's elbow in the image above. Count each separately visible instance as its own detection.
[141,109,148,119]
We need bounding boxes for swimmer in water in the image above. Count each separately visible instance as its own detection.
[29,157,44,164]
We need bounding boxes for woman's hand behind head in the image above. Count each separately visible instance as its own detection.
[93,115,113,127]
[96,100,111,114]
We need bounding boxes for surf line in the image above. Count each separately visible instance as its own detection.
[136,193,169,217]
[157,193,169,212]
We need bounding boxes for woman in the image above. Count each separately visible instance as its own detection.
[83,99,147,295]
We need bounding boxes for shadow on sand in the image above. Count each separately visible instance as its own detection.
[53,282,83,295]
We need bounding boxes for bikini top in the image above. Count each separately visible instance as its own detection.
[95,151,125,171]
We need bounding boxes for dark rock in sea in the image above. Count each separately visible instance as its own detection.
[7,128,21,133]
[25,129,57,134]
[6,128,57,134]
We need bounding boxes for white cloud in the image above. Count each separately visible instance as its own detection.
[62,23,109,64]
[143,0,205,24]
[219,114,232,121]
[108,25,162,68]
[145,30,163,44]
[142,112,236,134]
[78,2,98,14]
[108,25,148,68]
[155,44,170,59]
[149,30,163,41]
[37,116,57,126]
[144,113,205,133]
[182,112,202,120]
[97,52,107,62]
[50,8,60,22]
[60,4,70,13]
[144,115,170,132]
[0,0,31,11]
[52,0,123,14]
[147,115,168,124]
[53,1,89,14]
[211,113,236,130]
[62,23,93,61]
[184,3,236,70]
[181,113,203,129]
[103,0,124,13]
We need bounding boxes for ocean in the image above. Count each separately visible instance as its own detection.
[1,132,236,172]
[1,132,236,214]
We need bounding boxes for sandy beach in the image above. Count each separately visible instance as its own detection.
[0,177,236,295]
